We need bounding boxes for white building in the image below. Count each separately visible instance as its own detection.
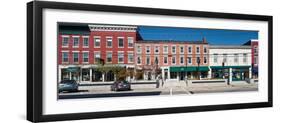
[209,45,252,82]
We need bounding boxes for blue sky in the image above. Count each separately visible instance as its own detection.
[137,26,258,45]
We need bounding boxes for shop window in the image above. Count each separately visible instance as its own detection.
[170,72,177,79]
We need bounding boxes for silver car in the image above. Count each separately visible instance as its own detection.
[59,80,79,93]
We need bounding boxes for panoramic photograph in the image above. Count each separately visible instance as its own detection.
[57,23,259,99]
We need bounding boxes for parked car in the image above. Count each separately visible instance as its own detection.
[59,80,79,93]
[111,81,131,91]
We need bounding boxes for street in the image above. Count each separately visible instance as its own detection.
[58,81,258,99]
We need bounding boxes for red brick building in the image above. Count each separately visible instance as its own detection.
[135,39,209,81]
[58,24,137,82]
[244,39,259,78]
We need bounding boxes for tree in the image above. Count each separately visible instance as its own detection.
[111,65,125,81]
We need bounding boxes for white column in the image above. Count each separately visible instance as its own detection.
[168,68,171,79]
[69,72,72,80]
[176,72,179,81]
[208,69,212,79]
[229,68,232,83]
[58,67,62,82]
[102,73,105,82]
[90,69,92,82]
[249,67,252,79]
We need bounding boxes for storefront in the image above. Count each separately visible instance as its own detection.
[210,66,251,81]
[60,67,81,82]
[252,66,258,79]
[169,66,209,80]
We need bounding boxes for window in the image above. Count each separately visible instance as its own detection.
[196,57,200,64]
[164,56,168,64]
[154,46,159,54]
[204,46,207,53]
[214,54,218,63]
[204,56,207,64]
[180,46,184,53]
[73,52,79,63]
[137,56,141,64]
[254,46,258,54]
[172,56,176,64]
[62,37,69,47]
[62,52,68,62]
[223,54,227,63]
[196,46,200,53]
[128,37,134,48]
[163,46,168,53]
[106,37,112,48]
[83,37,89,47]
[137,45,142,53]
[146,46,150,54]
[180,56,184,64]
[106,52,112,63]
[94,37,100,47]
[94,52,101,63]
[128,52,134,63]
[188,46,192,53]
[188,57,192,64]
[118,37,124,48]
[254,56,258,64]
[73,37,79,47]
[243,53,247,63]
[83,52,89,63]
[118,52,124,63]
[172,46,176,54]
[146,56,150,65]
[234,54,238,63]
[170,72,177,79]
[154,56,159,65]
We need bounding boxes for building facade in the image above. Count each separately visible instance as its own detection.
[58,23,257,83]
[135,39,209,81]
[209,45,252,82]
[244,39,259,78]
[58,24,137,82]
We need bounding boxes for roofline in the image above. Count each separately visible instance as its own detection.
[136,40,208,44]
[210,45,251,49]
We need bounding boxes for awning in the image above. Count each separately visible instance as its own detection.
[170,66,209,72]
[210,66,250,69]
[66,67,80,72]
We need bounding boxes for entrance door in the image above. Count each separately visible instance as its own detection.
[179,72,185,80]
[148,72,152,80]
[164,70,168,80]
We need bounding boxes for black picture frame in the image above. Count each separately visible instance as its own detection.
[27,1,273,122]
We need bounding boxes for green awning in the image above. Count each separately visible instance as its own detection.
[170,66,209,72]
[66,67,80,72]
[210,66,250,69]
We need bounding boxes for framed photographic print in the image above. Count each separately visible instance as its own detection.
[27,1,273,122]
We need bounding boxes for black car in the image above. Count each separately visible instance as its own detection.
[59,80,79,93]
[110,81,131,91]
